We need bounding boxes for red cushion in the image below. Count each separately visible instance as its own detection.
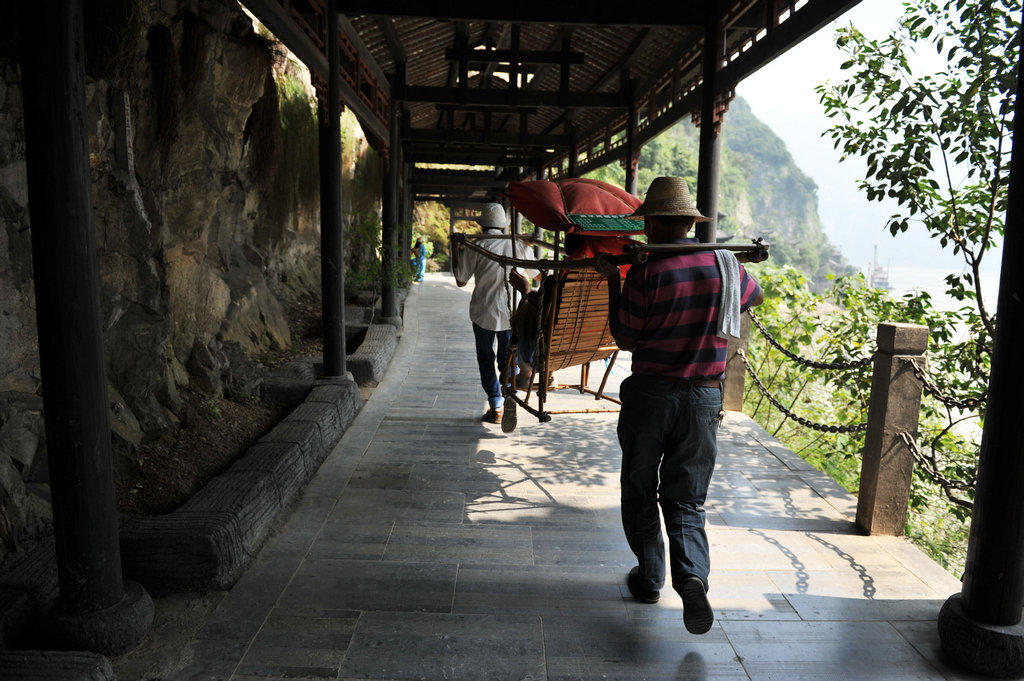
[509,178,642,233]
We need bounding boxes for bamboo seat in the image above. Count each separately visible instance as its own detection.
[502,268,622,430]
[544,269,618,373]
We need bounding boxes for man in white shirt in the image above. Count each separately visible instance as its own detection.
[454,203,538,423]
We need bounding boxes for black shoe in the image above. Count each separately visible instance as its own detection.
[501,399,517,433]
[481,408,502,424]
[680,576,714,635]
[626,567,659,604]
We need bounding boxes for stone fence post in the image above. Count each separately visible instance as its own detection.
[723,313,751,412]
[856,322,929,535]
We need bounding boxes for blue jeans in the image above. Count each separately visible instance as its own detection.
[617,373,723,594]
[473,323,510,410]
[412,257,426,282]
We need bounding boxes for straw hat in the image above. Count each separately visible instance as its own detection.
[476,202,510,229]
[631,176,710,221]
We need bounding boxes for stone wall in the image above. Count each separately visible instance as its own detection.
[0,0,382,559]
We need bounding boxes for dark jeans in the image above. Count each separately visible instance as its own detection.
[472,323,510,410]
[617,373,723,594]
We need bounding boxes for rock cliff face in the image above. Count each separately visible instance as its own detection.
[0,0,379,558]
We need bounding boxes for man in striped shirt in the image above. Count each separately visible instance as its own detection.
[595,177,763,635]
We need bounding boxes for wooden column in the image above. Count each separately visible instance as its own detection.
[380,66,403,321]
[448,207,456,274]
[20,0,151,653]
[696,15,722,244]
[380,153,397,318]
[567,124,578,178]
[319,0,347,377]
[855,323,928,535]
[938,38,1024,677]
[402,161,413,256]
[722,314,751,412]
[533,164,545,259]
[623,72,639,196]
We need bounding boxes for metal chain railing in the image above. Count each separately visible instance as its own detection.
[898,432,975,509]
[908,358,987,411]
[737,349,868,433]
[747,310,874,371]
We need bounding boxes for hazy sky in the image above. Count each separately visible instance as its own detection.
[736,0,1002,306]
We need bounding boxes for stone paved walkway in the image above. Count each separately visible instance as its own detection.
[168,273,985,681]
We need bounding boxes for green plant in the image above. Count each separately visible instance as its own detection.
[345,211,414,295]
[742,264,978,573]
[813,0,1017,521]
[276,74,320,211]
[196,398,222,421]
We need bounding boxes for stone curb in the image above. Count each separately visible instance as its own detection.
[0,301,405,645]
[0,650,113,680]
[259,359,319,410]
[119,378,361,593]
[348,324,398,385]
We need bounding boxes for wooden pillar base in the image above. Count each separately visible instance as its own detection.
[938,594,1024,678]
[45,580,153,656]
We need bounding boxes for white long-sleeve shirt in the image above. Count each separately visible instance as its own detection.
[455,229,538,331]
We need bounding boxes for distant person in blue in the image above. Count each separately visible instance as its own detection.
[410,237,427,282]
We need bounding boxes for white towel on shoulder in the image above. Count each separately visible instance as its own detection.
[715,249,742,340]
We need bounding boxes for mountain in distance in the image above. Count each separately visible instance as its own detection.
[586,96,853,286]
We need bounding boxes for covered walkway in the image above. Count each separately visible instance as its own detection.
[169,275,973,681]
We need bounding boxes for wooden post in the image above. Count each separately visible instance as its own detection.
[381,63,404,321]
[622,72,638,196]
[696,15,722,244]
[855,322,928,536]
[722,314,750,412]
[938,38,1024,677]
[567,124,578,178]
[402,160,413,256]
[381,152,397,318]
[319,0,347,377]
[448,206,456,274]
[20,0,152,654]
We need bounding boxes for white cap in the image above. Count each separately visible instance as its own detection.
[476,202,510,229]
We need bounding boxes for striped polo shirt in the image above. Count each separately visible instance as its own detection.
[611,240,762,379]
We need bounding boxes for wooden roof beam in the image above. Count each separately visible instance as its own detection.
[405,127,569,147]
[437,104,539,115]
[414,192,502,202]
[438,21,471,129]
[497,26,576,132]
[375,16,407,64]
[407,150,541,165]
[477,22,512,92]
[405,86,628,108]
[336,1,712,26]
[413,168,517,180]
[243,0,389,144]
[541,27,656,136]
[445,48,586,64]
[716,0,864,90]
[552,0,865,178]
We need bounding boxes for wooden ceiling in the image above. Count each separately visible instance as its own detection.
[244,0,863,203]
